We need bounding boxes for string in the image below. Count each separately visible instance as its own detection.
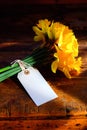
[11,60,30,74]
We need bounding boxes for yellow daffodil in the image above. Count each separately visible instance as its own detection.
[51,47,81,78]
[33,19,51,44]
[55,25,78,57]
[51,22,81,78]
[33,19,82,78]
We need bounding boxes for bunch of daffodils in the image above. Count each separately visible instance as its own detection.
[33,19,81,78]
[0,19,82,82]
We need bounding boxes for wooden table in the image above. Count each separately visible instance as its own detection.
[0,5,87,130]
[0,33,87,130]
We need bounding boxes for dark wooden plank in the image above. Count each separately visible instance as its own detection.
[0,117,87,130]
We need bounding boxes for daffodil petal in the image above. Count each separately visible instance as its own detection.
[51,61,58,73]
[63,68,71,79]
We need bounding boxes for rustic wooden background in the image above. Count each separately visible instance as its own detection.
[0,4,87,130]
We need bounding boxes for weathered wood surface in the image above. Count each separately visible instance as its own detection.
[0,35,87,129]
[0,117,87,130]
[0,5,87,129]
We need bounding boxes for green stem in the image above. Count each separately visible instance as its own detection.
[0,47,51,82]
[0,47,46,73]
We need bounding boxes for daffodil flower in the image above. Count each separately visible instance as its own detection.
[33,19,82,78]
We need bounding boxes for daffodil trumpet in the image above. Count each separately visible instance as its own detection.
[0,19,82,82]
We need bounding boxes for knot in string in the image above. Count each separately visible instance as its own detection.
[11,59,30,74]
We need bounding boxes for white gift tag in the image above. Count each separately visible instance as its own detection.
[17,67,58,106]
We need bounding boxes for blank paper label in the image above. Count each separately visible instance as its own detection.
[17,67,58,106]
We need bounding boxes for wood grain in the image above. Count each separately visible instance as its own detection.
[0,5,87,129]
